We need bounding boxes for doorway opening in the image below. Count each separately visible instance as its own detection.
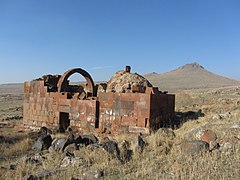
[59,112,70,133]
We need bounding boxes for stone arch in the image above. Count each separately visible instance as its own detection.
[57,68,95,96]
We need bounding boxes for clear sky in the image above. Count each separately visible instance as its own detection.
[0,0,240,84]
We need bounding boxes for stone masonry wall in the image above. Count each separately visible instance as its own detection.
[23,78,175,135]
[98,92,151,134]
[23,80,97,133]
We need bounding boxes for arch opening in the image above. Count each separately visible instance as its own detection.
[57,68,95,98]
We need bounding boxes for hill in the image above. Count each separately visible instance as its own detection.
[1,63,240,94]
[144,62,240,92]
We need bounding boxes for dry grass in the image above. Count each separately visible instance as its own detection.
[0,86,240,179]
[0,128,239,179]
[0,94,23,122]
[1,138,31,158]
[0,128,32,160]
[175,91,194,109]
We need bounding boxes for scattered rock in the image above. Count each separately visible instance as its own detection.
[135,134,146,153]
[16,151,49,168]
[61,151,74,161]
[209,141,220,152]
[60,156,87,168]
[75,135,83,144]
[218,136,240,154]
[26,152,47,164]
[26,168,55,180]
[49,138,65,152]
[219,137,240,146]
[75,134,98,147]
[38,126,52,137]
[49,136,75,152]
[32,135,52,151]
[64,143,78,154]
[83,169,104,180]
[3,115,23,121]
[177,140,209,155]
[70,177,79,180]
[9,164,17,170]
[26,175,38,180]
[120,140,132,162]
[196,129,217,144]
[86,143,103,151]
[81,134,98,146]
[102,137,121,160]
[213,112,231,120]
[230,124,240,129]
[36,168,55,178]
[32,127,53,151]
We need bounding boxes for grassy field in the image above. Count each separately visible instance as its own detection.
[0,84,23,128]
[0,85,240,179]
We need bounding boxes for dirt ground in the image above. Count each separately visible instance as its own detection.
[0,85,239,179]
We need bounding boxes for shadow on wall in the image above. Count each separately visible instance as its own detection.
[167,109,204,129]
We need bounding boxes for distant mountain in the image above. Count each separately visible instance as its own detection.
[144,62,240,92]
[1,63,240,94]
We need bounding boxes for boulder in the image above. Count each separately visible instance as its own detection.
[102,137,121,160]
[60,156,87,168]
[218,136,240,154]
[120,140,132,162]
[196,129,217,144]
[64,143,79,154]
[213,112,231,120]
[49,138,68,152]
[178,140,209,156]
[135,134,146,153]
[49,134,75,152]
[61,151,75,161]
[80,134,98,146]
[83,170,104,180]
[38,126,52,137]
[24,152,48,165]
[32,135,52,151]
[183,127,203,140]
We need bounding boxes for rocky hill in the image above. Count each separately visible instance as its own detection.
[144,62,240,92]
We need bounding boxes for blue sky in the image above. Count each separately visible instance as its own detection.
[0,0,240,84]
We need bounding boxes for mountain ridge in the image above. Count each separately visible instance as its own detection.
[144,62,240,92]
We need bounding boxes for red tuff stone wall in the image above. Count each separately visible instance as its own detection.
[23,79,175,135]
[23,80,97,133]
[97,92,151,134]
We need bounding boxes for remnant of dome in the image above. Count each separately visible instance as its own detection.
[106,66,152,93]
